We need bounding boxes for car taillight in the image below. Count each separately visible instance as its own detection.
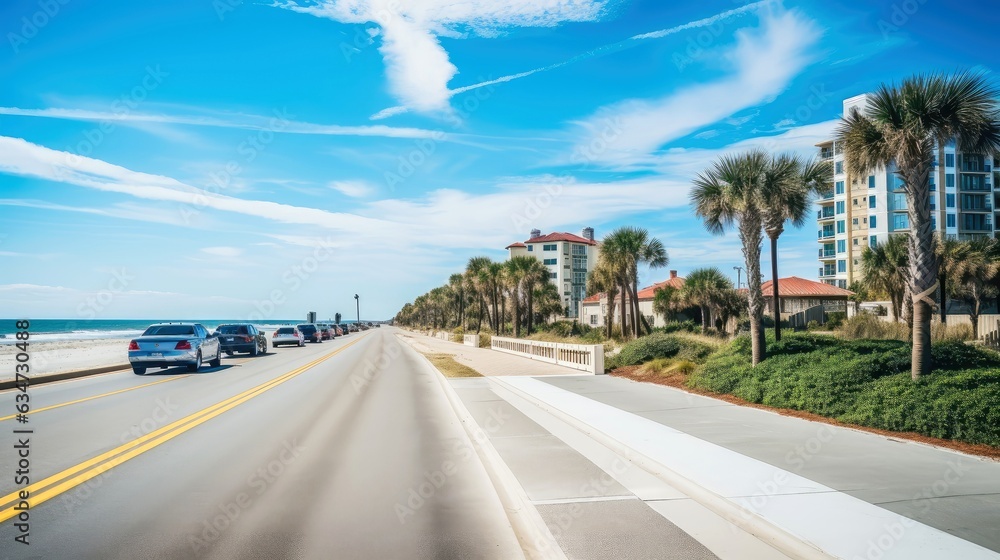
[244,335,253,342]
[272,331,278,337]
[128,340,139,350]
[175,340,192,350]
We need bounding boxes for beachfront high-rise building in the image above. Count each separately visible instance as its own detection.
[817,93,999,288]
[506,228,600,318]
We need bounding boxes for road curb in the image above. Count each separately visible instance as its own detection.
[490,376,834,560]
[396,335,566,560]
[0,363,130,390]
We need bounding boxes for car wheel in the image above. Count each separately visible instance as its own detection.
[250,343,259,357]
[225,350,234,356]
[132,366,146,375]
[209,348,222,368]
[298,339,304,347]
[260,340,267,355]
[187,352,202,372]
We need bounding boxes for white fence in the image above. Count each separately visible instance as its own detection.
[462,334,480,347]
[490,336,604,375]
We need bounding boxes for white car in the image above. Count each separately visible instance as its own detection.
[272,326,305,347]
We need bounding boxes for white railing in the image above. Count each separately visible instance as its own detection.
[490,336,604,375]
[463,334,480,347]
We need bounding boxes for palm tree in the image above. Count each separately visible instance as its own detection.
[521,258,551,335]
[691,149,791,365]
[859,235,909,322]
[762,156,833,341]
[601,227,669,338]
[334,312,342,325]
[935,237,972,324]
[951,237,1000,339]
[587,260,619,339]
[448,273,466,329]
[652,285,679,325]
[680,267,733,334]
[466,256,493,333]
[837,71,1000,379]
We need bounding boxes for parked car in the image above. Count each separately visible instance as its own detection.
[333,325,345,336]
[349,323,359,333]
[296,323,322,343]
[128,323,222,375]
[216,323,267,356]
[272,326,305,347]
[316,323,334,340]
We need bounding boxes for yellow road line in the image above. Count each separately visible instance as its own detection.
[0,336,366,522]
[0,375,190,422]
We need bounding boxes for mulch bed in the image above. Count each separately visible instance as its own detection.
[610,367,1000,461]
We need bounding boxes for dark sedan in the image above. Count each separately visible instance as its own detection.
[296,323,323,343]
[216,324,267,356]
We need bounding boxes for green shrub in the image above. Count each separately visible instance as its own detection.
[838,314,910,341]
[610,333,682,367]
[478,332,492,348]
[806,320,821,331]
[580,329,606,344]
[826,312,846,329]
[689,334,1000,446]
[659,320,698,334]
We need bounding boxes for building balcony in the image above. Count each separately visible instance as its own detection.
[818,268,838,278]
[817,230,835,241]
[819,148,833,160]
[819,190,834,201]
[818,249,836,260]
[817,210,835,222]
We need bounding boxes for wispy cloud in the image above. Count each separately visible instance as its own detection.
[201,246,243,257]
[570,9,821,167]
[279,0,611,116]
[328,180,375,198]
[369,0,773,119]
[0,106,449,140]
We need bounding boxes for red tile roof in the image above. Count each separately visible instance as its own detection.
[581,275,685,305]
[524,232,598,246]
[636,277,685,300]
[582,293,602,304]
[760,276,854,297]
[506,242,527,249]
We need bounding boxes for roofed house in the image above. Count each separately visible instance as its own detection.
[762,276,854,327]
[580,271,685,329]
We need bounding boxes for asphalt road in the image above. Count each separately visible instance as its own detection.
[0,329,522,560]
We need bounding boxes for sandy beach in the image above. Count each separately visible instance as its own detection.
[0,338,131,380]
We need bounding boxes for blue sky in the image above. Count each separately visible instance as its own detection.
[0,0,995,320]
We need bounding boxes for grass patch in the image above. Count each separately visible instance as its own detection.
[688,332,1000,446]
[424,353,483,378]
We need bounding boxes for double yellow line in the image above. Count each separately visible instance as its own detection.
[0,336,363,523]
[0,375,189,422]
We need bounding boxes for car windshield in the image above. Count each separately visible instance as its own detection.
[297,325,314,331]
[276,328,294,334]
[217,325,248,334]
[142,325,195,336]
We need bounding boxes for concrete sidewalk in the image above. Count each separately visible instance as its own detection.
[397,330,584,377]
[409,327,1000,559]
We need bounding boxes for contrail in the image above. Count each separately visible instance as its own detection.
[370,0,772,120]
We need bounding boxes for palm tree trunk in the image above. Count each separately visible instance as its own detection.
[526,287,534,335]
[476,294,484,333]
[700,304,709,335]
[629,280,641,337]
[903,161,934,379]
[619,280,629,338]
[939,275,947,324]
[740,218,766,366]
[769,234,781,342]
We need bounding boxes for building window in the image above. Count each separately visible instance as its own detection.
[837,239,846,253]
[836,220,845,234]
[946,173,955,188]
[853,238,859,246]
[589,315,597,325]
[870,235,877,247]
[892,214,909,230]
[870,215,877,229]
[543,258,557,265]
[852,218,859,226]
[543,244,557,251]
[549,272,557,279]
[931,215,937,230]
[930,174,935,191]
[836,201,845,214]
[891,193,907,210]
[835,161,843,174]
[869,175,875,188]
[946,193,955,208]
[946,153,955,167]
[869,196,876,209]
[835,181,845,194]
[837,260,846,273]
[572,245,587,255]
[527,245,533,251]
[947,213,956,228]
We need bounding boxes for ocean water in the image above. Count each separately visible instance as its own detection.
[0,319,354,343]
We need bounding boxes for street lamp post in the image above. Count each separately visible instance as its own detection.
[733,266,744,290]
[354,294,360,325]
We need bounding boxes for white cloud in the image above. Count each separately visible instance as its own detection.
[201,246,243,257]
[0,106,448,140]
[570,9,821,166]
[280,0,609,115]
[328,180,375,198]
